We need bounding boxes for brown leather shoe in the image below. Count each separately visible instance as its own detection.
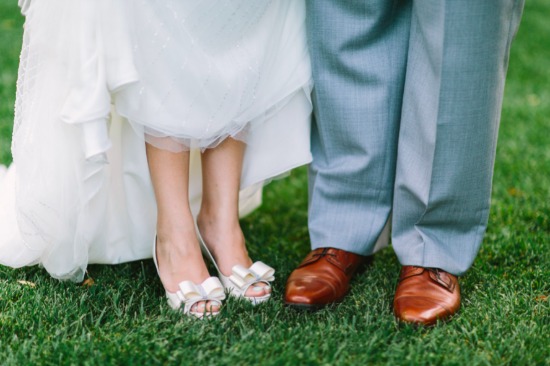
[393,266,461,326]
[284,247,368,310]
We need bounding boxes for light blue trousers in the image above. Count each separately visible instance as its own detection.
[306,0,525,275]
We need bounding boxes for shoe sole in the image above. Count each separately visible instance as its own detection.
[284,296,349,311]
[394,313,456,328]
[283,255,374,312]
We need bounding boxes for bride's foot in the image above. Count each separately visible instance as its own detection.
[154,228,224,317]
[196,214,274,302]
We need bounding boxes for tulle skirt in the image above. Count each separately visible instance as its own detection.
[0,0,312,281]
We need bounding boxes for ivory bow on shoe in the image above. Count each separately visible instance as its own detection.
[165,277,226,318]
[223,262,275,304]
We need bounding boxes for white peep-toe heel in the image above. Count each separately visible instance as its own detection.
[195,226,275,305]
[153,237,226,318]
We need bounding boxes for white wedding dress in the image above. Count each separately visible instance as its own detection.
[0,0,312,281]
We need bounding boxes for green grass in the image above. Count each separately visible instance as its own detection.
[0,1,549,365]
[0,1,23,163]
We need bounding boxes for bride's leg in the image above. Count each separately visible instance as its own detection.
[146,143,218,313]
[197,138,270,298]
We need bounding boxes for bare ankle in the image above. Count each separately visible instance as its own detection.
[154,230,210,292]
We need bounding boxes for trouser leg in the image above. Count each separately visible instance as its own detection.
[392,0,525,274]
[306,0,411,254]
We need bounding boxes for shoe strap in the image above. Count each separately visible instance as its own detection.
[399,266,457,293]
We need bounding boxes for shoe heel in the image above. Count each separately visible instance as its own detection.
[152,235,225,317]
[195,223,275,305]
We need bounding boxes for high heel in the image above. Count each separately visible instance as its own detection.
[152,237,226,318]
[195,225,275,305]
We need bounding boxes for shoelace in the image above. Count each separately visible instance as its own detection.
[416,266,442,279]
[311,248,338,259]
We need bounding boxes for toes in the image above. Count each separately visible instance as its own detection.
[245,282,271,298]
[190,302,199,313]
[245,285,265,297]
[206,300,221,313]
[190,300,220,315]
[190,301,205,313]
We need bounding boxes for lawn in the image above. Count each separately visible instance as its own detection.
[0,1,548,365]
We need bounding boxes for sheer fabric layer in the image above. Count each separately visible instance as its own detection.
[0,0,312,281]
[117,0,312,152]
